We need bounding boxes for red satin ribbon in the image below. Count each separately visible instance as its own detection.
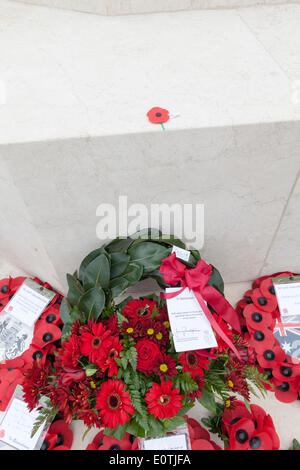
[159,253,241,357]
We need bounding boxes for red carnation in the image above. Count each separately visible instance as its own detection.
[136,340,160,375]
[95,379,135,428]
[147,107,169,124]
[80,320,111,363]
[179,350,210,377]
[145,380,183,419]
[60,334,81,368]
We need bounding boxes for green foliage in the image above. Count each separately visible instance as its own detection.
[290,439,300,450]
[172,373,198,394]
[198,388,217,414]
[201,402,227,446]
[243,365,272,398]
[31,401,59,438]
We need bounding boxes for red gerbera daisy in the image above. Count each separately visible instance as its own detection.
[80,320,111,363]
[123,299,158,322]
[95,379,135,428]
[179,350,210,377]
[153,353,178,379]
[145,380,183,419]
[98,336,123,377]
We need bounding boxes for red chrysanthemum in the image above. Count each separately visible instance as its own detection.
[153,353,178,379]
[179,350,210,377]
[123,299,158,322]
[95,379,135,428]
[80,321,111,363]
[145,380,183,419]
[60,334,81,368]
[225,371,250,401]
[97,336,123,377]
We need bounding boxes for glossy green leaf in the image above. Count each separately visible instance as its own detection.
[83,253,110,290]
[66,273,84,306]
[78,286,105,320]
[110,252,130,278]
[128,242,169,274]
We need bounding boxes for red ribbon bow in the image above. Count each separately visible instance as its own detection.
[159,253,241,357]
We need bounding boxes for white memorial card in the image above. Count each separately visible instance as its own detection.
[166,287,217,352]
[273,276,300,317]
[0,396,45,450]
[2,278,55,328]
[171,246,190,262]
[141,432,189,450]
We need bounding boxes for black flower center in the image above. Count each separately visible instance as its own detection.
[263,350,275,361]
[46,314,56,323]
[155,112,162,117]
[258,297,267,306]
[278,382,290,392]
[250,436,261,449]
[1,285,8,294]
[252,313,262,323]
[235,429,249,444]
[110,444,121,450]
[280,366,292,377]
[55,433,64,447]
[33,350,43,360]
[43,332,53,342]
[254,331,264,341]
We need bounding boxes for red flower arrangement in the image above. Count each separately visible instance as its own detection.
[41,419,73,450]
[19,234,271,442]
[236,272,300,403]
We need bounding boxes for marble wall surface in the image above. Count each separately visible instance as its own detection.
[12,0,298,16]
[1,121,299,293]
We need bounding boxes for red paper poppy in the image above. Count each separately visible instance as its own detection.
[95,379,134,428]
[86,431,137,450]
[243,304,274,331]
[145,380,183,419]
[147,107,169,124]
[251,288,278,313]
[32,322,62,349]
[43,419,73,450]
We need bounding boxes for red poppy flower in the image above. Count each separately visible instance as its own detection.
[248,329,275,353]
[145,380,183,419]
[43,420,73,450]
[80,321,111,363]
[95,379,134,428]
[273,378,299,403]
[243,304,274,331]
[32,322,62,349]
[153,353,178,379]
[123,299,158,322]
[179,350,210,377]
[256,345,285,369]
[251,288,277,313]
[147,107,169,124]
[136,339,160,375]
[97,336,123,377]
[86,431,137,450]
[0,367,24,411]
[222,400,280,450]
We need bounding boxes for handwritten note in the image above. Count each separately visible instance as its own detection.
[165,287,217,352]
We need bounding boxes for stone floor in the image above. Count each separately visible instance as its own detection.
[1,257,299,450]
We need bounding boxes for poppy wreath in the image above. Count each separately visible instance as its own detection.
[22,230,270,441]
[236,272,300,403]
[202,399,280,450]
[0,276,63,411]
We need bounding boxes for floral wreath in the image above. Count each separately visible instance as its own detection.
[22,230,271,443]
[0,276,63,411]
[236,272,300,403]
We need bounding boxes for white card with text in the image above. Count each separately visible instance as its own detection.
[2,279,54,327]
[171,246,190,262]
[273,279,300,317]
[141,432,189,450]
[165,287,217,352]
[0,397,44,450]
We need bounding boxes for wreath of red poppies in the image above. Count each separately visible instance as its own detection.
[0,276,63,411]
[236,272,300,403]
